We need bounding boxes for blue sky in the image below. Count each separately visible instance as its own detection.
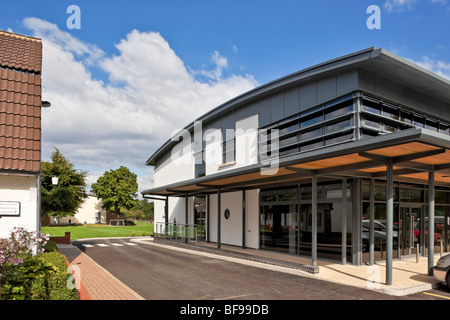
[2,0,450,195]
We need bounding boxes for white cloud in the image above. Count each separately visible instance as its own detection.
[384,0,418,12]
[384,0,449,12]
[411,55,450,80]
[24,18,258,194]
[191,50,230,81]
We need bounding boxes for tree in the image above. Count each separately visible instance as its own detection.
[91,166,138,214]
[125,200,154,221]
[41,148,88,218]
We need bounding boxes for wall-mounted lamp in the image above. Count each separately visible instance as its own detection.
[42,174,59,185]
[41,101,51,108]
[51,176,59,186]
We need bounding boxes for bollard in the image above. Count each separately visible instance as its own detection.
[440,240,443,258]
[416,243,419,263]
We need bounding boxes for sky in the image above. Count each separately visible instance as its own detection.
[1,0,450,197]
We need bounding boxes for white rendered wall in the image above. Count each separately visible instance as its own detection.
[52,195,106,224]
[153,137,194,228]
[0,174,38,239]
[208,189,259,249]
[205,114,259,175]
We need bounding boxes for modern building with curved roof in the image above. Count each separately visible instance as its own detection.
[142,47,450,285]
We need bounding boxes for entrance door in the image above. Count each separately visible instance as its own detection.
[398,206,420,257]
[260,204,298,254]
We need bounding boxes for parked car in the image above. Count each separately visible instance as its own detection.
[362,220,398,252]
[434,253,450,290]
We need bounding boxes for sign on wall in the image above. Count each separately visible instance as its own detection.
[0,201,21,216]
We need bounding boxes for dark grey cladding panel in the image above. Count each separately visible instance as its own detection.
[359,68,450,122]
[245,102,259,118]
[250,71,359,127]
[284,86,300,115]
[270,91,285,123]
[337,69,359,96]
[317,76,337,104]
[299,81,317,112]
[258,96,271,127]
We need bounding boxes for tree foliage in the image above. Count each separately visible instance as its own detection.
[91,166,138,214]
[41,148,88,218]
[125,200,154,220]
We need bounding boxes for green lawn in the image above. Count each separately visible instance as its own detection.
[41,222,154,240]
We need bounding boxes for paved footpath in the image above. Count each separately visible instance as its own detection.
[58,244,144,300]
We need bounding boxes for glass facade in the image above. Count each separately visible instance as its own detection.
[361,181,450,263]
[260,182,352,263]
[360,93,450,139]
[259,94,356,161]
[192,89,450,265]
[256,90,449,264]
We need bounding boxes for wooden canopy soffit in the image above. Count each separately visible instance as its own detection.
[145,140,450,196]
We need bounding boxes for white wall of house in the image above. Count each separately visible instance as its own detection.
[0,174,39,239]
[51,195,106,225]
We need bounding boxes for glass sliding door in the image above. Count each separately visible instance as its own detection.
[260,204,298,254]
[260,182,352,263]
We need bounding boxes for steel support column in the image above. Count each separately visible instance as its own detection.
[217,189,221,249]
[386,159,394,285]
[165,196,169,225]
[242,190,246,249]
[312,173,318,267]
[185,194,189,225]
[369,177,375,266]
[428,166,435,276]
[341,178,347,265]
[206,194,210,243]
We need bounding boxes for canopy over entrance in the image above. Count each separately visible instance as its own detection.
[142,128,450,198]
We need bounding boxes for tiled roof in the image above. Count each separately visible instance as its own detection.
[0,30,42,73]
[0,30,42,172]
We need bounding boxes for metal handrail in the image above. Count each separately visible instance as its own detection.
[155,222,198,243]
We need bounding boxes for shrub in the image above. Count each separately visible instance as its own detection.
[0,228,77,300]
[1,255,56,300]
[40,252,78,300]
[43,240,58,252]
[1,252,78,300]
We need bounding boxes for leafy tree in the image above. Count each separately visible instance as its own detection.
[126,200,154,220]
[41,148,88,218]
[91,166,138,214]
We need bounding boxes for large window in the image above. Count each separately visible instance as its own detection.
[260,182,353,262]
[360,93,450,139]
[361,180,450,263]
[259,94,356,161]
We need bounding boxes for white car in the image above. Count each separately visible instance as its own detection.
[434,253,450,290]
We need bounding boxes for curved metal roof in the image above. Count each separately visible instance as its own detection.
[146,47,450,166]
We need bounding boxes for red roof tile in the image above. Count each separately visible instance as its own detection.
[0,30,42,173]
[0,30,42,73]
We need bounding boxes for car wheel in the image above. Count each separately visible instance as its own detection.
[362,240,368,252]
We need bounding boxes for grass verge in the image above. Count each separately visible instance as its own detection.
[41,222,154,240]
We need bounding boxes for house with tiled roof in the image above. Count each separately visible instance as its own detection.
[0,30,44,240]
